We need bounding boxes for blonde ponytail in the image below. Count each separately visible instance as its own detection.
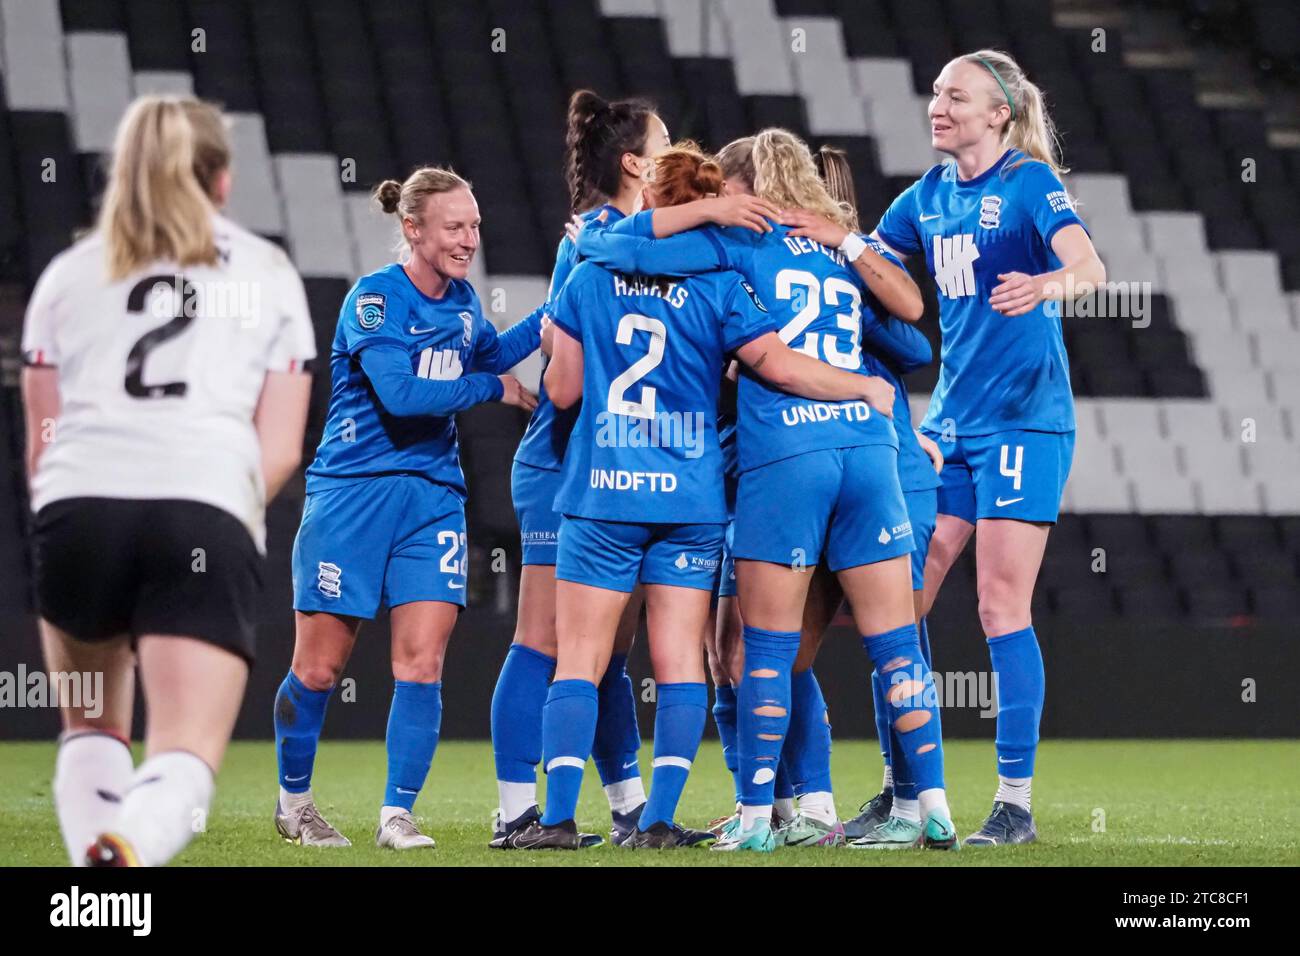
[963,49,1067,176]
[100,95,230,281]
[751,129,858,232]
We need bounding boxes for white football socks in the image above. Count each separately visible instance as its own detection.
[773,796,797,824]
[497,780,537,824]
[54,731,134,866]
[111,751,214,867]
[796,791,837,826]
[918,787,951,822]
[891,796,921,824]
[279,786,315,813]
[995,775,1032,812]
[740,803,772,831]
[603,778,646,816]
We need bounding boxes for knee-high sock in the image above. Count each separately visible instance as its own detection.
[592,654,642,791]
[541,679,599,825]
[110,750,213,867]
[736,626,800,821]
[274,670,331,795]
[785,669,832,797]
[712,684,743,803]
[870,669,894,783]
[383,680,442,812]
[491,644,555,820]
[54,730,134,865]
[640,682,707,828]
[862,625,945,796]
[987,626,1044,777]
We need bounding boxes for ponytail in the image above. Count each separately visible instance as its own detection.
[963,49,1067,176]
[752,128,857,232]
[100,95,231,281]
[815,145,858,213]
[565,89,656,214]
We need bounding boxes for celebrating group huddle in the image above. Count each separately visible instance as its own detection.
[26,49,1101,866]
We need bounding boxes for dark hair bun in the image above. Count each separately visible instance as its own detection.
[374,179,403,215]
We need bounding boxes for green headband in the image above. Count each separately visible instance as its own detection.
[975,57,1016,120]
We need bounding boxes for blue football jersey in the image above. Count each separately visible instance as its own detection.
[307,263,532,497]
[514,204,626,470]
[854,236,940,494]
[576,214,899,473]
[875,149,1085,436]
[551,262,776,523]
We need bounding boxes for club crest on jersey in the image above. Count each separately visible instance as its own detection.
[459,311,474,346]
[739,279,768,312]
[978,196,1002,230]
[317,562,342,598]
[356,293,386,331]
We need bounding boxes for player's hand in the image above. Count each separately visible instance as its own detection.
[564,208,608,244]
[539,313,555,357]
[916,429,944,474]
[779,208,849,248]
[498,374,537,412]
[703,194,779,232]
[861,376,895,418]
[990,272,1044,316]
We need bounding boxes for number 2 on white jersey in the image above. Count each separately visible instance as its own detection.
[607,313,667,420]
[773,269,862,369]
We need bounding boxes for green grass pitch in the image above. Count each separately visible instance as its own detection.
[2,739,1297,866]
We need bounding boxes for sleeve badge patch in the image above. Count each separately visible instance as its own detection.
[356,292,386,331]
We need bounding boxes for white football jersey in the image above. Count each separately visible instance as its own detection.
[22,213,316,551]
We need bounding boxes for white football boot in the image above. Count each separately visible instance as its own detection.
[375,810,436,849]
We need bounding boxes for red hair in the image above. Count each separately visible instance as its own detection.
[647,141,723,207]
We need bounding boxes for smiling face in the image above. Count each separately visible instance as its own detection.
[929,58,1012,155]
[404,186,480,281]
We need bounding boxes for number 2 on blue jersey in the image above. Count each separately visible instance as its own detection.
[608,313,667,420]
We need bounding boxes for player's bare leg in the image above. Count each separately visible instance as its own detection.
[964,518,1051,846]
[88,635,248,866]
[372,600,457,849]
[42,623,136,865]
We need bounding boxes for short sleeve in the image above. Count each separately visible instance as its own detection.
[549,267,584,341]
[1017,161,1087,246]
[21,254,67,367]
[265,259,318,372]
[873,181,923,256]
[340,280,407,357]
[865,235,905,272]
[719,273,777,353]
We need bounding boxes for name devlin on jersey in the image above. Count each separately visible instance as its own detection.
[781,400,873,427]
[589,469,678,492]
